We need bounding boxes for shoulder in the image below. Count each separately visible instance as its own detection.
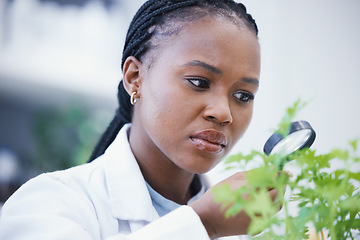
[0,160,110,239]
[1,156,108,216]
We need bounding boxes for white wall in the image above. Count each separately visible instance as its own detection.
[238,0,360,153]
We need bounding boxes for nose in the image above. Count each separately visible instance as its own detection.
[203,95,233,126]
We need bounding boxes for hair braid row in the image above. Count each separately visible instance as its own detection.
[235,2,258,34]
[122,0,197,68]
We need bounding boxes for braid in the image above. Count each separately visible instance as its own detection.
[235,1,258,34]
[121,0,197,68]
[89,81,132,161]
[89,0,258,162]
[121,0,258,69]
[88,114,121,161]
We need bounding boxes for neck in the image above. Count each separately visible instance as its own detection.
[139,159,195,205]
[129,124,195,205]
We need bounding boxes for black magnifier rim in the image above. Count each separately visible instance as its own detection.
[263,120,316,155]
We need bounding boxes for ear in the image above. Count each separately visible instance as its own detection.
[122,56,143,97]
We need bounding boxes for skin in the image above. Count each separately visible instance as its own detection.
[123,16,271,239]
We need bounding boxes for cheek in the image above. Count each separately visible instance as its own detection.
[231,105,254,140]
[140,80,188,132]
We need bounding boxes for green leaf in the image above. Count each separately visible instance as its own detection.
[224,153,246,164]
[276,99,307,137]
[246,188,277,219]
[349,172,360,181]
[212,184,234,204]
[328,149,349,161]
[248,215,277,235]
[349,139,358,152]
[339,197,360,211]
[245,167,277,189]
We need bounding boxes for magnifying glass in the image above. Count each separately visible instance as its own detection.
[263,120,316,156]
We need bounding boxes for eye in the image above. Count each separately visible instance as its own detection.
[233,91,254,103]
[186,77,210,90]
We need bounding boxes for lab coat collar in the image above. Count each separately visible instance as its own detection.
[102,124,159,223]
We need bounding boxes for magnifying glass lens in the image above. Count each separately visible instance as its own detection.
[263,120,316,156]
[270,129,313,155]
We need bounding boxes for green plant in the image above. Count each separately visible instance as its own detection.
[213,100,360,240]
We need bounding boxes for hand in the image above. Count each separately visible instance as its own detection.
[190,171,279,239]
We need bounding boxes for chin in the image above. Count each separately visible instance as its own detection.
[181,158,221,175]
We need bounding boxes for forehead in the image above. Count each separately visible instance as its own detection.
[147,17,260,75]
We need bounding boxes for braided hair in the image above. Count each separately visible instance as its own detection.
[89,0,258,161]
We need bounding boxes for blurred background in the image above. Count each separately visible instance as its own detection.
[0,0,359,206]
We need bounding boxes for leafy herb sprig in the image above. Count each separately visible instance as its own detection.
[213,100,360,240]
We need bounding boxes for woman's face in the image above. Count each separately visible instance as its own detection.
[130,17,260,174]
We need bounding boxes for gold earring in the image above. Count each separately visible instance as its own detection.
[130,91,137,105]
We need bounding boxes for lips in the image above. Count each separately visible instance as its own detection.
[190,130,228,154]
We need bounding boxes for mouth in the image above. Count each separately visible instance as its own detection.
[190,129,228,154]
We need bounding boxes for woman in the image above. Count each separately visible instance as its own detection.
[0,0,278,239]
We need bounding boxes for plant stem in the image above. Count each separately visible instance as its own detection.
[328,203,337,240]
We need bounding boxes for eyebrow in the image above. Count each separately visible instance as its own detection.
[242,77,259,86]
[183,60,222,74]
[183,60,259,86]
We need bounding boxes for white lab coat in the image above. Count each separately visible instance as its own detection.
[0,124,211,240]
